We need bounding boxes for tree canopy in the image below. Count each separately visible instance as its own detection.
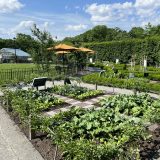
[63,23,160,44]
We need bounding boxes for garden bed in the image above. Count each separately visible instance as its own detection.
[2,89,160,160]
[7,107,160,160]
[51,85,104,101]
[7,111,62,160]
[43,94,160,159]
[6,89,66,111]
[140,124,160,160]
[31,137,62,160]
[82,73,160,94]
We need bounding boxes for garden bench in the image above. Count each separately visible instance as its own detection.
[87,67,104,72]
[32,77,48,90]
[64,77,71,85]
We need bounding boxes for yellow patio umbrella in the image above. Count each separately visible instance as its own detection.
[47,44,78,73]
[55,51,71,55]
[47,47,54,51]
[78,47,95,54]
[47,43,78,51]
[78,47,96,63]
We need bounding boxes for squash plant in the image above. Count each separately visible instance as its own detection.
[47,108,148,159]
[99,94,155,118]
[45,94,160,159]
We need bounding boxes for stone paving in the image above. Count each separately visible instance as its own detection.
[0,106,44,160]
[45,92,110,116]
[13,79,158,117]
[44,80,159,117]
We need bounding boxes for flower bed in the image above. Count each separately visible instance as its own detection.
[51,85,104,100]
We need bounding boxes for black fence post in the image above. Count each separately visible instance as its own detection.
[11,69,12,80]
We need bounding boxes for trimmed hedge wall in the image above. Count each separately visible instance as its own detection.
[84,37,160,65]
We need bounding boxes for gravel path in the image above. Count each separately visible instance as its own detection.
[0,106,44,160]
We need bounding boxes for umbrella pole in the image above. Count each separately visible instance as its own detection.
[63,54,65,74]
[96,52,97,62]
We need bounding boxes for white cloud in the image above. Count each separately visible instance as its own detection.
[85,2,133,23]
[38,21,55,30]
[0,28,6,34]
[141,17,160,27]
[65,24,88,31]
[11,20,54,33]
[43,22,49,29]
[135,0,160,17]
[13,20,34,31]
[18,20,35,28]
[43,21,55,29]
[85,0,160,28]
[0,0,24,13]
[2,20,56,38]
[135,0,160,8]
[0,10,90,39]
[10,20,35,35]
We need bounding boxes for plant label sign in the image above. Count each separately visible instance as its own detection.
[116,59,119,64]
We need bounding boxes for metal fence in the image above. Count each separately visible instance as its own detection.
[0,68,39,82]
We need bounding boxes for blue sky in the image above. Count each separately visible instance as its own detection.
[0,0,160,40]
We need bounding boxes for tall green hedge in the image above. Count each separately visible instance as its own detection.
[84,37,160,65]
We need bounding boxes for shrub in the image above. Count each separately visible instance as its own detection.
[82,73,160,93]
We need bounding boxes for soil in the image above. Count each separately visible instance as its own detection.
[140,124,160,160]
[31,135,62,160]
[8,111,63,160]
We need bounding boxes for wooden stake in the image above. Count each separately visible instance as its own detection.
[54,145,58,160]
[28,114,32,140]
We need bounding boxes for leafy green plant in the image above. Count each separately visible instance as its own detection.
[82,73,160,93]
[52,85,103,100]
[48,108,148,159]
[44,94,159,159]
[3,89,64,140]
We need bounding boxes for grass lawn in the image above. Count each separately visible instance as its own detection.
[0,63,37,70]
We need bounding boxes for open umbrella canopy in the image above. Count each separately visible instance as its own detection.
[55,44,78,51]
[47,43,78,51]
[55,51,70,55]
[78,47,95,54]
[47,47,54,51]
